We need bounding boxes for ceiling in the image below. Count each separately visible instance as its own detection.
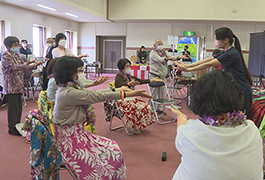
[0,0,110,22]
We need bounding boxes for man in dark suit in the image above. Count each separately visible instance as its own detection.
[42,38,57,90]
[168,44,178,53]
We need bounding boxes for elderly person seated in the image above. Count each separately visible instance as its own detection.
[103,58,163,134]
[171,70,263,180]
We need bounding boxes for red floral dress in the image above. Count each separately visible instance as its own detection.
[103,72,156,131]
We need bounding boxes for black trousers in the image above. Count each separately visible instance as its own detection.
[6,93,22,129]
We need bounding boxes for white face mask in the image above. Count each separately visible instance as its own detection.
[75,73,86,85]
[59,40,66,47]
[22,44,27,48]
[124,68,131,75]
[156,45,163,51]
[11,47,19,53]
[47,43,52,48]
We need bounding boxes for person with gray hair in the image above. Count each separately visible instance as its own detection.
[149,39,182,115]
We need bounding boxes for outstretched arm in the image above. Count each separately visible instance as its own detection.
[186,56,215,67]
[174,58,221,72]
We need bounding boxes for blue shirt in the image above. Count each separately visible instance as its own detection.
[214,47,252,96]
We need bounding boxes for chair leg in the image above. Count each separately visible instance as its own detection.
[149,99,176,124]
[108,102,134,135]
[147,83,177,125]
[61,158,79,180]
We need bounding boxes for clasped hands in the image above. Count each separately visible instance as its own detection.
[172,61,188,71]
[26,58,49,68]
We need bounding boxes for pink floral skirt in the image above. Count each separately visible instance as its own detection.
[103,98,156,130]
[53,122,126,180]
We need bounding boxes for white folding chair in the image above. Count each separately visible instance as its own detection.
[147,80,177,124]
[29,71,43,102]
[103,100,134,136]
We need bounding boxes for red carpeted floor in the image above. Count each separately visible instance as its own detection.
[0,74,199,180]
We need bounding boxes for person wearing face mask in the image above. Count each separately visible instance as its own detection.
[46,57,109,103]
[1,36,44,136]
[18,39,32,58]
[42,37,56,90]
[174,27,252,117]
[149,39,181,115]
[52,56,153,179]
[103,58,161,134]
[52,33,88,59]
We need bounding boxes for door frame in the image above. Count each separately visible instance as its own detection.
[102,39,123,71]
[96,36,126,73]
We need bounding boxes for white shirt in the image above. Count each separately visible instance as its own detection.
[52,47,74,59]
[173,119,263,180]
[47,77,58,102]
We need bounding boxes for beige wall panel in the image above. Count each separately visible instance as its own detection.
[254,0,265,20]
[126,50,137,60]
[78,23,96,61]
[96,23,126,35]
[109,0,215,20]
[234,0,255,21]
[254,24,265,32]
[215,0,235,20]
[127,23,172,48]
[55,0,107,18]
[172,23,207,37]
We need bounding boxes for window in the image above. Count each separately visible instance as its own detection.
[0,20,5,54]
[32,25,47,57]
[65,30,77,55]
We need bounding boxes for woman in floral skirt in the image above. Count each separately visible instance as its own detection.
[52,56,152,179]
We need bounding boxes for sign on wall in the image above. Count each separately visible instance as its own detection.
[177,36,198,63]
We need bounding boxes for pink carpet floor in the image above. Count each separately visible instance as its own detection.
[0,74,199,180]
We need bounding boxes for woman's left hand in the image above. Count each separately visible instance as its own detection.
[150,77,163,82]
[92,76,109,86]
[79,54,89,58]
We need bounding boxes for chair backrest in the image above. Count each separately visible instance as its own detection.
[108,81,116,89]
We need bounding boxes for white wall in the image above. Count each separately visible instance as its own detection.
[0,2,79,49]
[78,21,265,66]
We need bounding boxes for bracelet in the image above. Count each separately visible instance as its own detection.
[121,91,125,101]
[127,82,131,86]
[78,55,82,58]
[177,117,187,124]
[111,87,116,92]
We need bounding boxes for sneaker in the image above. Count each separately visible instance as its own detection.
[156,111,167,116]
[8,127,21,136]
[15,123,27,137]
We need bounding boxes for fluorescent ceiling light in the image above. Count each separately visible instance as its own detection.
[65,12,78,18]
[37,4,56,11]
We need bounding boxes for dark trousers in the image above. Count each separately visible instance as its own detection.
[42,60,51,90]
[242,93,253,118]
[6,93,22,129]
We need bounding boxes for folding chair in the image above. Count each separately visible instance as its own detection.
[102,81,134,135]
[103,100,134,135]
[168,68,187,104]
[147,80,177,124]
[29,70,43,102]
